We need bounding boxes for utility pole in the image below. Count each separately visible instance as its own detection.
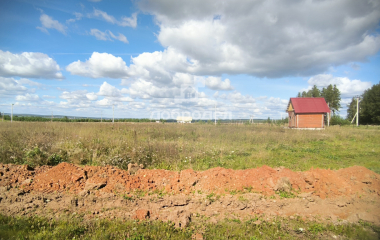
[112,104,115,123]
[356,96,361,126]
[11,104,14,123]
[327,103,330,127]
[51,111,53,122]
[101,110,103,122]
[350,96,361,126]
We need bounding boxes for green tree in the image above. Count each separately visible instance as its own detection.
[310,85,321,97]
[297,85,320,98]
[321,84,341,115]
[360,83,380,124]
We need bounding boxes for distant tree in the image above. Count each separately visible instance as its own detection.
[332,84,341,111]
[297,85,320,98]
[310,85,321,97]
[321,84,341,115]
[360,83,380,124]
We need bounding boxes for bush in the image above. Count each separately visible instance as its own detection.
[47,153,65,166]
[330,115,350,126]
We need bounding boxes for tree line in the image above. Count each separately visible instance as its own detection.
[0,115,153,123]
[297,82,380,125]
[346,83,380,125]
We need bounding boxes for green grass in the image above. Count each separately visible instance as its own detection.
[1,122,380,173]
[0,214,379,240]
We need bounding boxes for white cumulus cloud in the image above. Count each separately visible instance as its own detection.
[204,77,233,90]
[98,82,123,97]
[0,50,63,79]
[138,0,380,78]
[0,77,27,97]
[86,92,98,101]
[15,93,41,102]
[66,52,129,78]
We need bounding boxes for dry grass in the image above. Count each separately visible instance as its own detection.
[0,122,379,172]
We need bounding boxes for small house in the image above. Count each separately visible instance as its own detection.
[176,116,192,123]
[287,98,330,128]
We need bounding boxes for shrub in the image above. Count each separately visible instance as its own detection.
[330,115,350,126]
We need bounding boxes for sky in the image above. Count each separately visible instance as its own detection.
[0,0,380,120]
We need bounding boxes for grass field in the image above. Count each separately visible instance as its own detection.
[1,122,379,173]
[0,214,379,240]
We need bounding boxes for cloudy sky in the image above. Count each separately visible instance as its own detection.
[1,0,379,120]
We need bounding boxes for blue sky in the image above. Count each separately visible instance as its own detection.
[1,0,379,120]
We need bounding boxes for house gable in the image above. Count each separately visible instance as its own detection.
[287,102,294,112]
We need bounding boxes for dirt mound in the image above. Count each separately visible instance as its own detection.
[1,163,379,199]
[1,163,380,227]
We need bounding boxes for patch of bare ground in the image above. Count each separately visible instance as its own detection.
[0,162,379,228]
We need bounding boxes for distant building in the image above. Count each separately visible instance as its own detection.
[176,116,192,123]
[287,98,330,128]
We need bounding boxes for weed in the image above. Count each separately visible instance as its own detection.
[133,189,147,198]
[122,194,134,201]
[238,195,248,202]
[232,219,241,224]
[309,223,325,233]
[206,193,217,202]
[229,190,239,195]
[276,190,296,199]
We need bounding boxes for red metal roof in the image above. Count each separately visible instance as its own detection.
[288,98,330,114]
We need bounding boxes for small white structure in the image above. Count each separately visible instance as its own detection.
[176,116,192,123]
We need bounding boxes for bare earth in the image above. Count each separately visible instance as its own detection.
[0,163,379,228]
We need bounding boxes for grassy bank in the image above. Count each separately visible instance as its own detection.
[0,122,379,173]
[0,214,379,240]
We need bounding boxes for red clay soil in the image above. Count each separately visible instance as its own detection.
[1,163,380,228]
[1,162,379,199]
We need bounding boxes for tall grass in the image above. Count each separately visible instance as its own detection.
[0,122,379,172]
